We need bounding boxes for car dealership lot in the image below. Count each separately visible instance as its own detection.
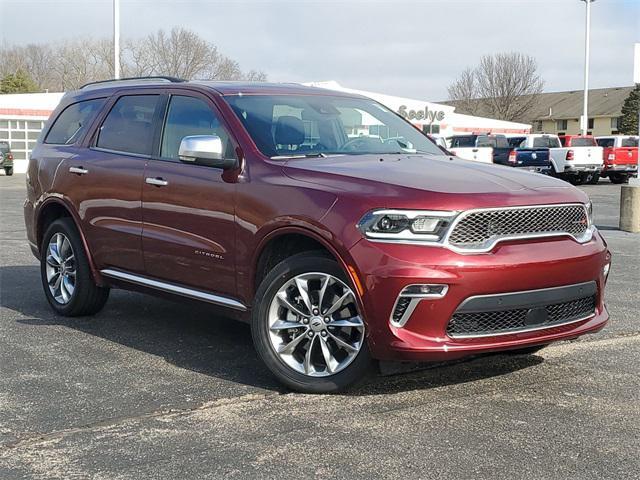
[1,174,638,479]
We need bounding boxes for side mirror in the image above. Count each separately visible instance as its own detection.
[178,135,237,169]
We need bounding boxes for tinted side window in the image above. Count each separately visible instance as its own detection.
[450,136,476,148]
[160,95,233,160]
[508,137,525,147]
[495,136,509,148]
[572,137,597,147]
[548,137,561,148]
[532,137,549,148]
[477,136,493,148]
[620,137,638,147]
[45,98,105,145]
[97,95,160,155]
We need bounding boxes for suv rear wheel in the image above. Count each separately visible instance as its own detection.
[41,218,109,316]
[252,252,371,393]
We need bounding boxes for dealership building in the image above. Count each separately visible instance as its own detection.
[0,92,64,172]
[0,84,531,173]
[444,86,635,137]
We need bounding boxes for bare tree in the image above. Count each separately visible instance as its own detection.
[143,28,216,79]
[0,28,267,92]
[448,52,544,122]
[447,67,480,116]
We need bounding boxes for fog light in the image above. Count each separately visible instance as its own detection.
[390,284,449,327]
[401,284,448,297]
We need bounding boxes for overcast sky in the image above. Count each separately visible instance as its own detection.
[1,0,638,100]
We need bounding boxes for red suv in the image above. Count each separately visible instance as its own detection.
[24,78,611,392]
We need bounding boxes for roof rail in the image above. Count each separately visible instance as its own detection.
[80,76,187,90]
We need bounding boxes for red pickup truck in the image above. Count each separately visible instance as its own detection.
[595,136,638,184]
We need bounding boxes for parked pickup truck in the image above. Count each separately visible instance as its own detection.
[555,135,604,184]
[447,134,494,164]
[595,135,638,184]
[505,135,552,174]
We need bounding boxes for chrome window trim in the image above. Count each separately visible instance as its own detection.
[90,146,151,159]
[101,269,247,311]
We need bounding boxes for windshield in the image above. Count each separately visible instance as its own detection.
[224,94,443,158]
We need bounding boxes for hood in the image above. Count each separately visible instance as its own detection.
[282,153,577,196]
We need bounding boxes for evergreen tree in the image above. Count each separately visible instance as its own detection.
[619,84,640,135]
[0,69,39,94]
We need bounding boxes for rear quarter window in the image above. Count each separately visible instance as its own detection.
[45,98,106,145]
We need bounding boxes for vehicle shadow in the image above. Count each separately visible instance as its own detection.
[1,265,543,395]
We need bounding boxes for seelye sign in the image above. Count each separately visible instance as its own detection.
[398,104,445,123]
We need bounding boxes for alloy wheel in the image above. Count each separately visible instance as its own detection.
[45,232,76,304]
[267,272,365,377]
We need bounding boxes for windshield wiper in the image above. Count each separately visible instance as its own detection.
[270,153,328,160]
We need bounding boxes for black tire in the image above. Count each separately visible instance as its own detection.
[504,344,547,355]
[251,252,372,393]
[569,174,585,186]
[40,218,109,316]
[4,167,13,176]
[585,172,600,185]
[609,173,629,184]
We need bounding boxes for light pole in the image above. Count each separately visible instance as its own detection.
[580,0,595,135]
[113,0,120,79]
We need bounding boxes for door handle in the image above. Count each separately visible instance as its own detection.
[145,177,169,187]
[69,166,89,175]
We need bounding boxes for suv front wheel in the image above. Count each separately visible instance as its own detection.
[41,218,110,316]
[252,252,371,393]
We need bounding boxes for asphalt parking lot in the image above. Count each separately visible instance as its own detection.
[0,173,638,479]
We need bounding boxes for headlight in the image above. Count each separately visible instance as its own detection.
[357,209,458,242]
[586,201,594,227]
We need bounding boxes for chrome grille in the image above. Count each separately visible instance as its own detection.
[446,295,596,338]
[448,204,589,250]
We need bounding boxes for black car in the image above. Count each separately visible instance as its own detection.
[1,142,14,176]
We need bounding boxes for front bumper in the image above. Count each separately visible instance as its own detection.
[349,233,610,361]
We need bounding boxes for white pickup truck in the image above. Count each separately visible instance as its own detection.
[447,134,494,164]
[550,135,604,185]
[519,134,603,185]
